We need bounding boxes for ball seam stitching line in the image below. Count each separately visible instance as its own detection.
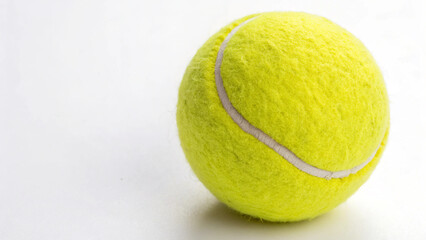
[214,16,380,180]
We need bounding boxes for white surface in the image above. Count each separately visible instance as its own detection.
[0,0,425,239]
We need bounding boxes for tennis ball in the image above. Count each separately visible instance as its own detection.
[177,12,389,222]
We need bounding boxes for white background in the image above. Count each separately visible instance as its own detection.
[1,0,425,239]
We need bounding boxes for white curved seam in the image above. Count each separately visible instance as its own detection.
[214,16,380,180]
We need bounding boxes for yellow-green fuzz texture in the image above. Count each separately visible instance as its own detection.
[177,12,390,222]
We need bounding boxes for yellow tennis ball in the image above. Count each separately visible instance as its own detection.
[177,12,389,222]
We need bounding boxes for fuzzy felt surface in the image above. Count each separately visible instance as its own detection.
[177,12,390,222]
